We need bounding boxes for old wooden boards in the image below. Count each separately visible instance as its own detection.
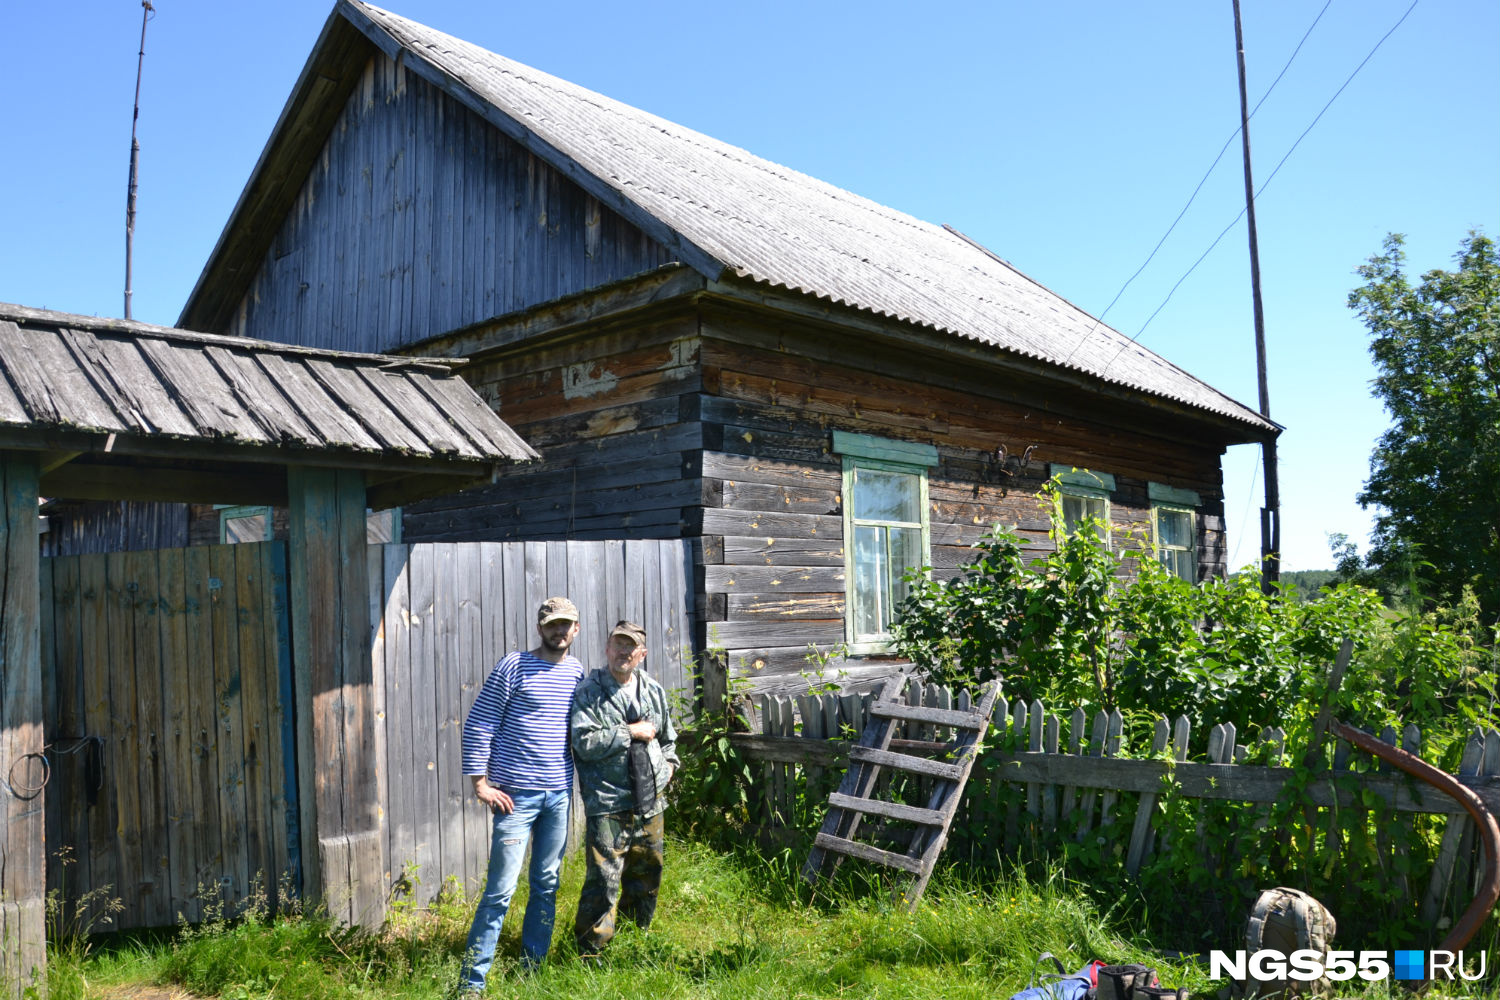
[0,456,43,997]
[40,543,295,931]
[288,468,382,928]
[803,673,998,909]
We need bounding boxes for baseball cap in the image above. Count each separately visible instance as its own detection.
[537,596,579,625]
[609,620,647,646]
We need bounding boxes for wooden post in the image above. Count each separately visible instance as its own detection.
[0,455,44,997]
[287,467,384,928]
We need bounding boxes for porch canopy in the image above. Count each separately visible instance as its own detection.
[0,302,536,508]
[0,302,536,995]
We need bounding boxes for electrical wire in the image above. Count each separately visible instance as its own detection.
[1102,0,1420,369]
[1228,443,1263,570]
[1063,0,1334,366]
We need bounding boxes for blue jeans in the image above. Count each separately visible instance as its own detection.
[459,787,571,986]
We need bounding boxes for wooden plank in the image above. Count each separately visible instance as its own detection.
[1098,709,1125,828]
[90,338,199,437]
[156,547,199,923]
[726,593,845,621]
[706,618,844,649]
[353,366,477,457]
[811,833,924,874]
[703,564,845,594]
[382,544,417,901]
[722,536,845,567]
[0,323,64,422]
[0,459,43,988]
[208,544,251,914]
[202,346,320,444]
[869,700,990,729]
[849,746,964,781]
[234,543,272,904]
[265,541,295,907]
[407,543,440,898]
[129,549,172,926]
[827,792,946,827]
[1125,717,1171,875]
[455,542,489,893]
[701,508,841,541]
[257,354,381,450]
[183,545,225,915]
[433,545,467,894]
[138,339,266,442]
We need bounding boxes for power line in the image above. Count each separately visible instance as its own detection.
[1102,0,1419,367]
[1229,443,1263,570]
[1063,0,1333,366]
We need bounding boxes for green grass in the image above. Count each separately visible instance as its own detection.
[42,839,1494,999]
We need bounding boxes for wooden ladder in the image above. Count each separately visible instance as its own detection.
[803,672,999,909]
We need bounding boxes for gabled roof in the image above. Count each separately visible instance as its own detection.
[184,0,1275,437]
[0,302,536,508]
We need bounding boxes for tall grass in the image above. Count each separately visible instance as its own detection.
[46,838,1493,999]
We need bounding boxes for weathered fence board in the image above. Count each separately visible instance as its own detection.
[42,544,294,932]
[369,539,694,906]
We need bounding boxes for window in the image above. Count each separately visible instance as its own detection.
[217,504,272,544]
[1050,466,1114,539]
[834,431,935,647]
[1150,483,1201,582]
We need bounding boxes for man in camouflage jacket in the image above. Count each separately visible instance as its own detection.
[570,620,680,956]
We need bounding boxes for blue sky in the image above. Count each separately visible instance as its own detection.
[2,1,1495,570]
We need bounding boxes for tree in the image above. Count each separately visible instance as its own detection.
[1348,231,1500,617]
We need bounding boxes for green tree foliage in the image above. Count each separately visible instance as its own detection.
[892,488,1497,754]
[1348,231,1500,616]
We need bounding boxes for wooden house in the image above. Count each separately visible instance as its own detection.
[177,1,1279,698]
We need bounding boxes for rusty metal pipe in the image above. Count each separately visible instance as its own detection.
[1329,720,1500,961]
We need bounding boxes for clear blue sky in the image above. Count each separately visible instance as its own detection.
[3,1,1495,570]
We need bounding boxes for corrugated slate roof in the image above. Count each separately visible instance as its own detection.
[348,1,1272,433]
[0,302,537,463]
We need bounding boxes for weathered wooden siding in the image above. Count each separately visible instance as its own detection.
[404,314,703,542]
[693,312,1230,697]
[226,54,674,351]
[369,539,693,905]
[40,501,189,557]
[40,543,294,932]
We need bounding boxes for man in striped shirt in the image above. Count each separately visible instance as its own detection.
[457,596,585,991]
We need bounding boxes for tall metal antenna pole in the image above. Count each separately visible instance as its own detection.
[1232,0,1280,593]
[125,1,154,320]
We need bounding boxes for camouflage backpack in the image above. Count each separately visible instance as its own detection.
[1239,887,1337,1000]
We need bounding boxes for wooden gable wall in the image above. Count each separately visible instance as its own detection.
[224,54,675,351]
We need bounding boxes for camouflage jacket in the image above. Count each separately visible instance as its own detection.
[570,666,680,818]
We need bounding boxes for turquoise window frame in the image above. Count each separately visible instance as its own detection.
[1149,482,1201,583]
[1050,465,1114,540]
[835,432,936,651]
[216,504,273,544]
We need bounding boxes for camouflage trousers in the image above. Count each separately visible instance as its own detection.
[574,810,666,955]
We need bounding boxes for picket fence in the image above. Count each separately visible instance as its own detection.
[730,677,1500,928]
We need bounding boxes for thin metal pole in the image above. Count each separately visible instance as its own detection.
[1232,0,1280,592]
[125,1,154,320]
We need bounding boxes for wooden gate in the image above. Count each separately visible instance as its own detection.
[41,543,297,931]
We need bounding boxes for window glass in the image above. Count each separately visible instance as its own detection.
[844,460,928,643]
[1062,494,1108,538]
[852,468,920,523]
[223,511,269,544]
[1155,506,1196,582]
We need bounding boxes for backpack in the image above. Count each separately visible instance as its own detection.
[1238,887,1337,1000]
[1009,954,1108,1000]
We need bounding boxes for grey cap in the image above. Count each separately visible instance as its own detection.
[609,620,647,646]
[537,596,579,625]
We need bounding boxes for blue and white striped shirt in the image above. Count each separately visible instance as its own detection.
[461,650,584,791]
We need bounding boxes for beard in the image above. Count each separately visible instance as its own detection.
[542,630,574,651]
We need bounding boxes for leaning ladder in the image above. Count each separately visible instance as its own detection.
[802,671,999,909]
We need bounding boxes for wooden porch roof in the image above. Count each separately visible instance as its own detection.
[0,302,536,509]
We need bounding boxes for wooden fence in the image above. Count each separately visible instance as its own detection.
[368,539,694,906]
[39,537,695,929]
[41,543,294,931]
[733,678,1500,930]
